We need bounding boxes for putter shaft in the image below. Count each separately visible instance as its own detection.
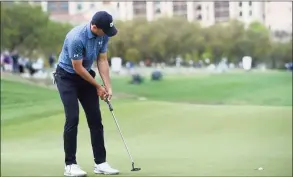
[110,111,135,163]
[106,100,134,163]
[106,100,141,171]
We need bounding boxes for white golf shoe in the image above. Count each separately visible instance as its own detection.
[64,164,87,177]
[94,162,119,175]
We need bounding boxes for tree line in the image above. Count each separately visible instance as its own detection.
[1,2,72,58]
[1,3,292,69]
[110,18,292,68]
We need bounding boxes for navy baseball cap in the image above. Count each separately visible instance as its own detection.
[91,11,117,37]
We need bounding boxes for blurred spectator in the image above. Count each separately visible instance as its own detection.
[26,60,36,75]
[216,57,229,73]
[11,50,19,73]
[188,60,194,67]
[48,54,56,68]
[126,61,135,75]
[285,62,293,71]
[144,59,151,67]
[176,57,182,67]
[2,51,13,72]
[27,57,45,76]
[18,57,27,74]
[139,61,144,67]
[1,53,4,71]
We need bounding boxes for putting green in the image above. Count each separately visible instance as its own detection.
[2,100,292,176]
[1,72,292,176]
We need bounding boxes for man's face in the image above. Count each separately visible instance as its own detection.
[91,24,105,36]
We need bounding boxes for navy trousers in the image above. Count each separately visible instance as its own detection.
[54,65,106,165]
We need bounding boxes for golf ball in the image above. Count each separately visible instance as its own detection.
[258,167,264,170]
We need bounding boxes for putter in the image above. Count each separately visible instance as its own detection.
[105,98,141,172]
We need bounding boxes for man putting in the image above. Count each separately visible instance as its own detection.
[54,11,119,176]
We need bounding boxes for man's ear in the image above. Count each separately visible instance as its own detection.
[91,24,97,29]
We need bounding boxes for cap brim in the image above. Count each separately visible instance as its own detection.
[104,26,117,37]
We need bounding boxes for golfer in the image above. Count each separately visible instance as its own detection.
[53,11,119,176]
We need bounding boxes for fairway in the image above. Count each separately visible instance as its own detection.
[1,72,292,176]
[109,71,292,106]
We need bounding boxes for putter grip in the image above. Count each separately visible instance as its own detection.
[107,101,114,111]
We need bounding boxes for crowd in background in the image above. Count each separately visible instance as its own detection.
[1,50,56,76]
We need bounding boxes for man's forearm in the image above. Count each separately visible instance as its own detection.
[75,67,102,88]
[97,59,111,89]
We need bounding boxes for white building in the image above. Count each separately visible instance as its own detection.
[116,2,231,26]
[35,1,292,33]
[197,2,216,27]
[35,1,118,25]
[264,2,292,33]
[229,1,265,25]
[38,1,116,15]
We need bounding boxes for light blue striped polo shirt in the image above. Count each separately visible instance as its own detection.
[58,22,109,73]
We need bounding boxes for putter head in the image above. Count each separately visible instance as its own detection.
[131,167,141,171]
[131,162,141,171]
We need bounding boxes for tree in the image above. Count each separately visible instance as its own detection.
[1,2,73,58]
[245,21,272,66]
[1,3,291,69]
[201,48,213,63]
[125,48,140,63]
[268,40,292,69]
[40,21,72,56]
[1,2,49,55]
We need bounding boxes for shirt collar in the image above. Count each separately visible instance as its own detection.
[87,23,96,39]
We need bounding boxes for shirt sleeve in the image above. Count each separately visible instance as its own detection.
[100,36,109,53]
[68,38,83,60]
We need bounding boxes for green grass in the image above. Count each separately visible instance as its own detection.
[1,71,292,176]
[1,80,62,126]
[110,71,292,106]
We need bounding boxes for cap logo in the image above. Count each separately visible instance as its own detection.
[110,22,114,27]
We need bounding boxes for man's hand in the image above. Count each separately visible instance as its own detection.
[97,85,108,100]
[106,87,113,101]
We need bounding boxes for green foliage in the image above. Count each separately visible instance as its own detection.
[268,40,292,68]
[191,50,199,62]
[109,18,291,68]
[201,48,213,62]
[1,3,48,54]
[110,71,292,106]
[1,2,72,57]
[125,48,140,62]
[1,3,291,68]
